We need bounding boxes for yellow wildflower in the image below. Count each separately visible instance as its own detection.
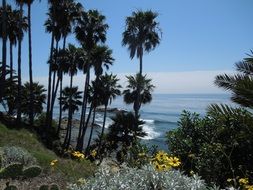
[239,178,249,185]
[91,150,97,158]
[190,170,194,175]
[168,156,181,167]
[245,185,253,190]
[138,152,146,157]
[77,178,86,185]
[50,159,58,166]
[226,178,233,183]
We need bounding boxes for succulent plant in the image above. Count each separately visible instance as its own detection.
[0,163,23,179]
[50,184,60,190]
[39,185,49,190]
[22,165,42,178]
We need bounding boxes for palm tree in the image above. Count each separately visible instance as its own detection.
[123,74,155,116]
[0,0,7,102]
[97,73,121,156]
[214,52,253,108]
[21,82,46,118]
[59,86,82,149]
[107,112,146,150]
[122,10,161,118]
[15,0,28,124]
[22,0,39,127]
[75,10,109,151]
[85,80,103,154]
[77,45,114,151]
[54,1,83,136]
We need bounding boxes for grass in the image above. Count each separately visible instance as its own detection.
[0,122,96,183]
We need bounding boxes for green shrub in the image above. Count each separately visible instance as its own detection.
[67,164,209,190]
[22,165,42,178]
[167,106,253,187]
[0,163,23,179]
[0,146,36,167]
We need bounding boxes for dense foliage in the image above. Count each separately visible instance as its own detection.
[167,105,253,187]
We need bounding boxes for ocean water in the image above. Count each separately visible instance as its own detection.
[56,93,232,150]
[109,93,233,150]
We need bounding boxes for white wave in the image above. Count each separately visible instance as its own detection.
[95,114,113,129]
[141,124,161,140]
[142,119,155,124]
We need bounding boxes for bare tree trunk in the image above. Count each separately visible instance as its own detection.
[98,103,108,161]
[28,4,34,127]
[0,0,7,101]
[9,43,13,81]
[76,69,90,151]
[17,4,24,125]
[86,107,96,154]
[46,32,55,130]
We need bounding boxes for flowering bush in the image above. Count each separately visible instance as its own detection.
[72,151,85,160]
[151,151,181,171]
[167,108,253,187]
[67,164,210,190]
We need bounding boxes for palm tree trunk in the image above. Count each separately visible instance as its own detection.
[46,32,55,130]
[86,107,96,154]
[66,74,74,148]
[134,48,143,119]
[50,40,59,124]
[98,103,108,159]
[57,40,67,137]
[10,43,13,81]
[82,102,93,148]
[1,0,7,101]
[17,3,24,125]
[76,69,90,151]
[76,77,86,147]
[57,72,63,135]
[28,4,34,127]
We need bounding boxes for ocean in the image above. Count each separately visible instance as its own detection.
[58,93,233,151]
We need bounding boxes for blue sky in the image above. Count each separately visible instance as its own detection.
[4,0,253,93]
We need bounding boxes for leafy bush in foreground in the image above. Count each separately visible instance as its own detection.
[0,146,37,167]
[67,164,209,190]
[167,105,253,187]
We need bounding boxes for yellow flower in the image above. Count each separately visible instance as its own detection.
[168,156,181,167]
[138,152,146,157]
[77,178,86,185]
[50,159,58,167]
[91,150,97,158]
[245,185,253,190]
[226,178,233,183]
[190,170,194,175]
[239,178,249,185]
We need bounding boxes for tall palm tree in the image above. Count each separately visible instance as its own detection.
[80,45,114,150]
[55,1,83,136]
[123,74,155,117]
[97,73,121,156]
[0,6,27,101]
[22,0,39,127]
[85,79,103,153]
[75,10,109,151]
[15,0,27,124]
[122,10,161,118]
[59,86,82,149]
[0,0,7,102]
[214,52,253,108]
